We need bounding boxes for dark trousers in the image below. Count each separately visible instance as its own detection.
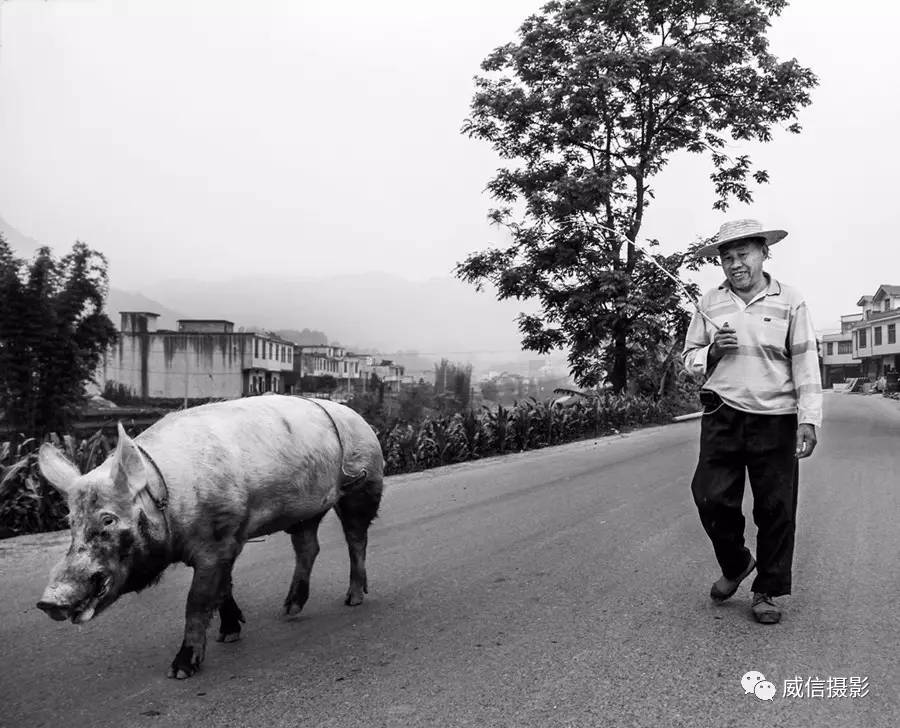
[691,397,799,597]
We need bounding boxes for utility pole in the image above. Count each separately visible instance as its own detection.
[183,336,189,409]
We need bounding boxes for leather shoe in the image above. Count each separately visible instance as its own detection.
[751,593,782,624]
[710,556,756,601]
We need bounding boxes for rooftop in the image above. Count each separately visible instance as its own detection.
[858,309,900,323]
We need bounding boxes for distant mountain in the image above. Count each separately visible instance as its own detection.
[2,215,543,371]
[275,328,329,346]
[0,217,178,331]
[104,289,184,331]
[0,215,41,254]
[141,272,538,358]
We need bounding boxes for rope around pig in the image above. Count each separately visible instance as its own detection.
[299,397,368,488]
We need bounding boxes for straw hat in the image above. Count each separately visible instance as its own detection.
[696,219,788,258]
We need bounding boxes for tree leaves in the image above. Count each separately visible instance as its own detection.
[457,0,816,391]
[0,235,118,437]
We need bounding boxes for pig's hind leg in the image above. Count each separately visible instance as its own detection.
[283,512,326,616]
[335,477,383,606]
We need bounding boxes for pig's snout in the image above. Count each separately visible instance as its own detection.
[37,571,110,623]
[37,580,79,621]
[36,600,71,621]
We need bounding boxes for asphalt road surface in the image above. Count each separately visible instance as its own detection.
[1,393,898,728]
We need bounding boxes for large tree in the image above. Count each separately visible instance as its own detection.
[0,235,118,436]
[456,0,816,392]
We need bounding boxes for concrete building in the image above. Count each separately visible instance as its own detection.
[405,368,436,386]
[293,345,366,381]
[367,360,406,392]
[291,345,370,388]
[289,345,408,393]
[98,312,294,401]
[820,313,863,388]
[850,284,900,379]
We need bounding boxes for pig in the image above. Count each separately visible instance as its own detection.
[36,395,384,679]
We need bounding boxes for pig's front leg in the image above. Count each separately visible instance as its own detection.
[167,556,230,679]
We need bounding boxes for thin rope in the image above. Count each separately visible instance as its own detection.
[592,223,722,331]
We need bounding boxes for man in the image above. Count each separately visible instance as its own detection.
[683,218,822,624]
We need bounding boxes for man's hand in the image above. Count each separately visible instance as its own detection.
[709,323,738,363]
[795,424,817,459]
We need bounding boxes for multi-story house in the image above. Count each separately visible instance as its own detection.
[820,313,862,387]
[98,312,294,401]
[849,284,900,380]
[367,360,406,392]
[288,346,409,395]
[289,345,378,396]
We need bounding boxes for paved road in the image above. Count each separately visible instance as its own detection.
[1,393,898,728]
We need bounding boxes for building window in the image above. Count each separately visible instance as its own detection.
[858,329,867,348]
[255,339,259,358]
[838,341,851,355]
[874,327,882,346]
[826,342,834,356]
[889,324,897,345]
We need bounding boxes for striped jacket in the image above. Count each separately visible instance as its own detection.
[682,276,823,427]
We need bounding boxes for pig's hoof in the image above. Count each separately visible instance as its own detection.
[283,582,309,617]
[167,645,200,679]
[217,611,245,642]
[344,589,364,607]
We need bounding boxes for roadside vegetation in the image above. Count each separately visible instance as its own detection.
[0,377,699,538]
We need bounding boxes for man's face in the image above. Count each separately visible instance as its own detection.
[718,239,767,293]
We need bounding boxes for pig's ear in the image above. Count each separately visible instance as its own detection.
[37,444,81,495]
[111,423,148,499]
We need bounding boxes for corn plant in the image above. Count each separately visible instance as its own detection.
[0,430,113,538]
[491,404,514,454]
[382,424,419,475]
[460,409,486,460]
[444,414,471,464]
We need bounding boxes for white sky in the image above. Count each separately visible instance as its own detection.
[1,0,898,332]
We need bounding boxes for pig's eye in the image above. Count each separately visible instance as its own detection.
[100,513,118,527]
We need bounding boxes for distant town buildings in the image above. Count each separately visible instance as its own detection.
[289,345,406,395]
[821,284,900,387]
[97,312,410,403]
